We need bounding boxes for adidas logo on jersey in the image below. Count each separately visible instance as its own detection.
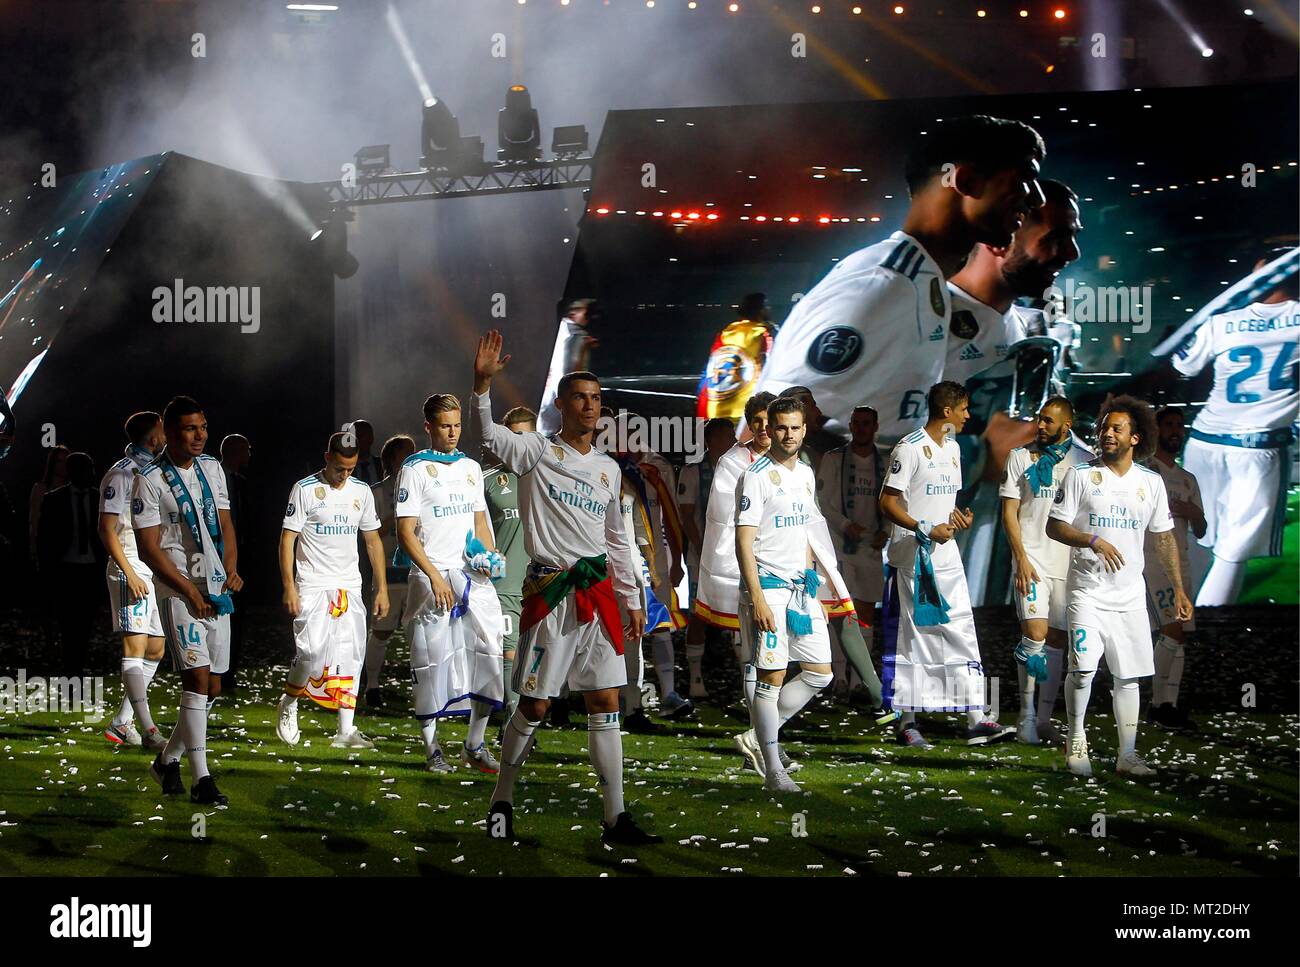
[928,325,945,342]
[959,344,984,361]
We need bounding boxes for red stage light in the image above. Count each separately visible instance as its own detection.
[687,211,701,219]
[706,212,719,220]
[595,207,610,214]
[788,216,800,223]
[670,210,683,218]
[754,215,767,222]
[817,215,831,224]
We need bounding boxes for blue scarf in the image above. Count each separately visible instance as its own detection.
[392,449,466,570]
[158,455,233,616]
[125,443,155,469]
[911,521,950,627]
[1025,437,1072,493]
[758,568,821,636]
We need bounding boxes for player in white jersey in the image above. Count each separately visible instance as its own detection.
[879,381,1014,748]
[538,298,597,435]
[473,330,659,846]
[396,394,505,774]
[733,397,837,792]
[1000,396,1089,745]
[133,396,242,807]
[1142,408,1206,732]
[1047,397,1191,778]
[676,417,740,699]
[362,434,418,707]
[276,432,388,749]
[98,411,167,750]
[695,392,774,707]
[944,179,1082,388]
[756,115,1046,445]
[1172,259,1298,605]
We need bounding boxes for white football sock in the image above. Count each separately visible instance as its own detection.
[1196,556,1247,606]
[1016,637,1045,722]
[114,657,137,728]
[285,657,311,694]
[1113,677,1141,757]
[337,705,355,735]
[967,707,987,729]
[491,709,539,805]
[364,632,387,689]
[751,680,782,774]
[178,690,209,780]
[742,663,757,708]
[1066,669,1095,741]
[122,657,157,733]
[650,632,675,696]
[587,712,625,824]
[1037,645,1064,726]
[465,700,491,750]
[1153,634,1185,707]
[685,640,705,690]
[419,718,438,758]
[897,710,916,730]
[777,670,832,726]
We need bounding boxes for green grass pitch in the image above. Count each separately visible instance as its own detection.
[1,658,1294,877]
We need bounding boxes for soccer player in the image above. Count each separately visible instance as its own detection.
[538,298,598,435]
[472,330,657,846]
[483,406,536,728]
[676,417,738,699]
[1172,252,1298,605]
[944,179,1082,387]
[695,392,775,707]
[1143,407,1206,731]
[362,434,418,706]
[816,405,893,714]
[1000,396,1089,744]
[396,394,505,774]
[756,115,1046,444]
[1047,396,1191,777]
[98,411,167,749]
[733,397,835,792]
[697,293,774,421]
[134,396,242,806]
[276,432,388,748]
[878,381,1013,748]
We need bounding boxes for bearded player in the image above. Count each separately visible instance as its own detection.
[473,330,657,846]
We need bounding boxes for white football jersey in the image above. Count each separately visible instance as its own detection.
[132,454,230,599]
[755,231,951,445]
[283,473,379,592]
[473,392,640,609]
[1050,460,1173,612]
[999,443,1091,579]
[1142,456,1202,565]
[707,443,764,526]
[816,446,882,536]
[1172,299,1300,434]
[734,454,820,579]
[944,285,1045,385]
[99,446,156,579]
[394,453,487,573]
[881,428,964,571]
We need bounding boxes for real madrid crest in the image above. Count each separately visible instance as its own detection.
[600,472,610,488]
[426,465,438,478]
[314,486,325,499]
[552,446,564,462]
[497,472,510,491]
[805,482,812,494]
[768,469,781,484]
[1090,471,1103,485]
[1137,486,1145,502]
[353,498,361,511]
[467,472,476,486]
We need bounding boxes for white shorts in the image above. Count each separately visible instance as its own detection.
[739,584,832,670]
[407,568,505,717]
[880,564,985,712]
[160,595,231,674]
[372,580,409,633]
[514,588,626,700]
[106,568,163,638]
[290,587,366,708]
[1013,562,1067,630]
[1066,601,1153,680]
[1183,436,1290,561]
[1143,566,1196,633]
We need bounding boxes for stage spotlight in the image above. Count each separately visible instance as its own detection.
[311,218,359,279]
[421,97,461,168]
[354,144,390,175]
[893,4,905,14]
[552,124,589,158]
[498,85,542,164]
[1054,7,1067,19]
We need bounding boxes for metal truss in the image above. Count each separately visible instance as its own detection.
[316,157,593,208]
